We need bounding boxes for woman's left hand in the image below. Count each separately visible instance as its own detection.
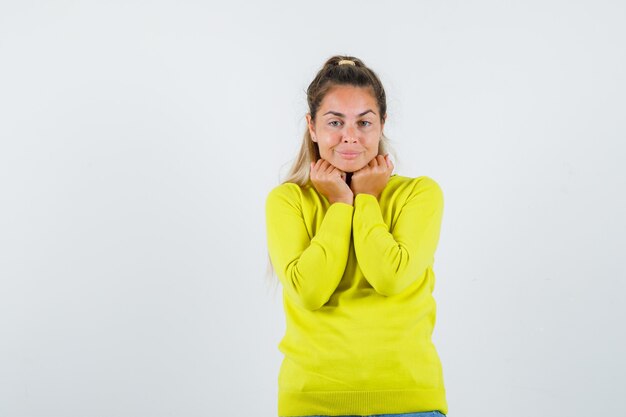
[350,154,394,200]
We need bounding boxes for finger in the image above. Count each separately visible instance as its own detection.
[322,160,336,174]
[314,159,331,178]
[383,154,391,169]
[310,162,319,180]
[311,159,325,176]
[331,166,346,177]
[376,155,386,166]
[315,159,328,174]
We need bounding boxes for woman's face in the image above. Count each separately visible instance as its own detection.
[307,84,385,173]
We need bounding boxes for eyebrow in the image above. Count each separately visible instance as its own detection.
[322,109,376,117]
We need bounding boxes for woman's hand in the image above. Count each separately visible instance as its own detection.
[350,154,394,200]
[310,159,354,205]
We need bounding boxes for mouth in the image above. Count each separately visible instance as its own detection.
[336,151,361,160]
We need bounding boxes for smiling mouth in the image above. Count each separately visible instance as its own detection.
[336,151,361,160]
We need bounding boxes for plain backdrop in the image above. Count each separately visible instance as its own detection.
[1,1,625,416]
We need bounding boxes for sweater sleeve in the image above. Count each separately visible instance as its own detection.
[352,177,444,296]
[265,185,354,311]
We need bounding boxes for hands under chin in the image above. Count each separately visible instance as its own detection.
[350,154,394,200]
[310,155,394,205]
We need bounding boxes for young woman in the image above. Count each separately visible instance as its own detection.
[265,55,448,417]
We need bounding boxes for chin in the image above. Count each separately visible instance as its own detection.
[336,162,367,173]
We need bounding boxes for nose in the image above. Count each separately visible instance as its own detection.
[342,126,358,143]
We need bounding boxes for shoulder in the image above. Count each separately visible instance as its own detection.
[266,182,314,211]
[385,174,444,205]
[388,174,442,192]
[266,182,301,204]
[267,182,301,198]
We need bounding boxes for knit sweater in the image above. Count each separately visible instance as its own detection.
[265,174,447,417]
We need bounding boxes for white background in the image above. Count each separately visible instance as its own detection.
[1,1,624,416]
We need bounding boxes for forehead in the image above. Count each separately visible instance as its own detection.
[319,85,377,114]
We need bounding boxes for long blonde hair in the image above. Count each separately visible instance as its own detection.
[265,55,396,289]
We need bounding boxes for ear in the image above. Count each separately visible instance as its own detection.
[381,113,387,128]
[306,113,316,142]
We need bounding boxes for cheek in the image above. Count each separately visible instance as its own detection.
[316,141,333,157]
[319,135,341,150]
[367,136,381,153]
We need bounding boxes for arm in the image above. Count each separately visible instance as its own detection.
[352,177,444,296]
[265,185,354,310]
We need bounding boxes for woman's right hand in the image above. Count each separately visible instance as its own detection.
[310,159,354,205]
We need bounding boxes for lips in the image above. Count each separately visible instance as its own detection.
[336,151,361,160]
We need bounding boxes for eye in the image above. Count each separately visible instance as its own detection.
[328,120,342,127]
[359,120,372,127]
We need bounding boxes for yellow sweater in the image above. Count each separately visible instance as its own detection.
[265,174,447,417]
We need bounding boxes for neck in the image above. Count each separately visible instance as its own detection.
[345,172,353,187]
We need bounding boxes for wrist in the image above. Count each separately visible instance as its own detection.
[354,191,380,200]
[329,195,354,206]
